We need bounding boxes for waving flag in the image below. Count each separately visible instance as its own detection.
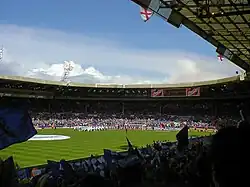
[126,137,134,153]
[131,0,176,26]
[0,156,18,187]
[103,149,125,169]
[0,106,37,150]
[217,54,224,62]
[135,148,145,162]
[176,125,189,152]
[140,6,153,22]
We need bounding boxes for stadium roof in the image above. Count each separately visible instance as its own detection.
[0,75,241,89]
[131,0,250,71]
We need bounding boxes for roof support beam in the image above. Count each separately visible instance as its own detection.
[199,10,250,18]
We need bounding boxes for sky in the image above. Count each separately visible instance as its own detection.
[0,0,242,84]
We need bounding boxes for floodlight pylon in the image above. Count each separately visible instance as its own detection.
[0,46,3,62]
[61,61,74,82]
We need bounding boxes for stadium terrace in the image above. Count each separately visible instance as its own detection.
[0,74,250,187]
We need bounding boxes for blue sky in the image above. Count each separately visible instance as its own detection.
[0,0,240,84]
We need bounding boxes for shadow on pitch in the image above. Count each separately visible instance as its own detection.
[119,144,138,150]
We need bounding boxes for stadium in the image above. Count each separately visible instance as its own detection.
[0,74,249,165]
[1,0,250,187]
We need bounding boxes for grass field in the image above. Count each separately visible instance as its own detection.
[0,129,210,168]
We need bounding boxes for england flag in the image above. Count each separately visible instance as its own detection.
[140,6,153,22]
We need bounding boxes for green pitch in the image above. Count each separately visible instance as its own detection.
[0,129,210,168]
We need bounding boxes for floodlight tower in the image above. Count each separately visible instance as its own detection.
[0,46,3,62]
[61,61,74,82]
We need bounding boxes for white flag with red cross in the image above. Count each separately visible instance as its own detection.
[140,6,153,22]
[217,53,224,62]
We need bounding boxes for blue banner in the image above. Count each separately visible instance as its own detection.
[0,106,37,150]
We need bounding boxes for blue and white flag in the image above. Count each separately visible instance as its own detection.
[0,106,37,150]
[103,149,125,169]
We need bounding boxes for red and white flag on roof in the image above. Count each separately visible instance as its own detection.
[140,6,153,22]
[217,54,224,62]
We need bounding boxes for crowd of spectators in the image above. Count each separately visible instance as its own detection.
[32,112,220,131]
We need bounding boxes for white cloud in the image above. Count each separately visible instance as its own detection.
[0,24,242,84]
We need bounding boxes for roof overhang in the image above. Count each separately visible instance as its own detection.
[0,75,242,89]
[131,0,250,71]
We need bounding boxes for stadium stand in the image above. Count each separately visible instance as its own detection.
[1,75,250,187]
